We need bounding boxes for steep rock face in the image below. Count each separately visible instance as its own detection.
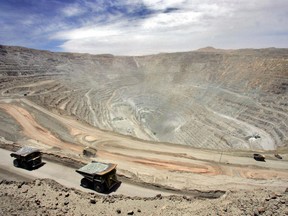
[0,45,287,150]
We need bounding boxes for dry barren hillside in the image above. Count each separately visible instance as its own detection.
[0,45,287,150]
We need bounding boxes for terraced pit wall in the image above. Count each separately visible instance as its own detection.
[0,45,287,150]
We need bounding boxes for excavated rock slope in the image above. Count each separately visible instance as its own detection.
[0,179,287,216]
[0,45,287,150]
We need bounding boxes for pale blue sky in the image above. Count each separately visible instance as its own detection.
[0,0,287,55]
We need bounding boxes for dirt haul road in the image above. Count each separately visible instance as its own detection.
[0,148,175,197]
[0,98,288,192]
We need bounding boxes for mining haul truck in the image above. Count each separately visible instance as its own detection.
[10,146,42,170]
[253,153,266,162]
[76,161,119,193]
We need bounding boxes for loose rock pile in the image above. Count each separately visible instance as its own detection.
[0,179,287,215]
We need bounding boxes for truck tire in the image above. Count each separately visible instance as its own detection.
[81,178,90,188]
[13,159,20,167]
[94,182,105,193]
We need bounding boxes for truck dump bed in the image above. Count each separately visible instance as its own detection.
[10,146,40,158]
[76,161,117,177]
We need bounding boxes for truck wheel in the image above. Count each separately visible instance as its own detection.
[13,159,20,167]
[81,178,90,188]
[94,183,105,193]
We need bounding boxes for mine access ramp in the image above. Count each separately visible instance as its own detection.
[10,146,42,170]
[76,161,119,193]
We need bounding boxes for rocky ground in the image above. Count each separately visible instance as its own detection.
[0,179,287,216]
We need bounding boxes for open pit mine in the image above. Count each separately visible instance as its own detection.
[0,45,288,215]
[0,45,287,151]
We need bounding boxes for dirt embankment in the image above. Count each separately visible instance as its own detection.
[0,179,287,216]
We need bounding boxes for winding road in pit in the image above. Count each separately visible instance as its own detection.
[0,98,288,193]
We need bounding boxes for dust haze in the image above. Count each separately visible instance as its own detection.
[0,45,287,215]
